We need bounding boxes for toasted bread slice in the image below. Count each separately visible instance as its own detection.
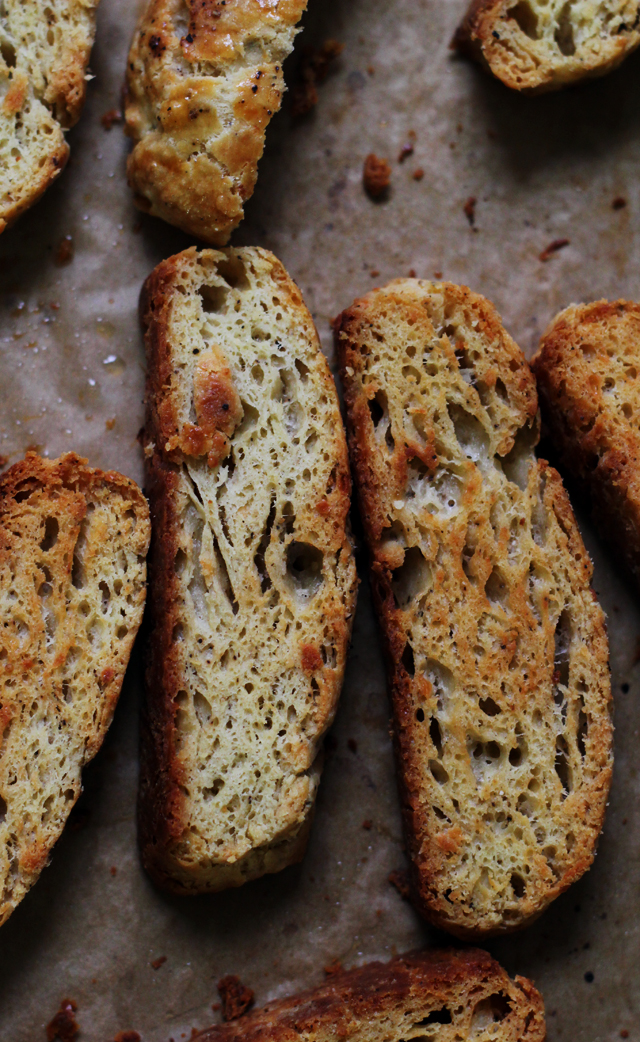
[0,0,100,233]
[192,948,545,1042]
[124,0,308,244]
[0,453,150,926]
[532,299,640,586]
[139,246,357,893]
[453,0,640,93]
[335,280,612,938]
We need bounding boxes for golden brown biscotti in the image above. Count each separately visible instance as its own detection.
[453,0,640,93]
[532,299,640,587]
[139,246,357,893]
[0,453,150,927]
[191,948,546,1042]
[124,0,308,244]
[335,280,612,938]
[0,0,100,233]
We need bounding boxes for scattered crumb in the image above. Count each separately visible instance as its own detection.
[612,196,627,210]
[218,975,255,1021]
[211,1003,221,1012]
[110,866,118,877]
[101,108,123,130]
[412,168,424,181]
[106,417,116,431]
[367,64,375,75]
[151,955,167,970]
[433,270,443,278]
[363,154,391,199]
[291,39,344,116]
[49,301,60,310]
[370,269,380,278]
[388,869,411,900]
[54,235,74,266]
[620,1031,629,1038]
[323,958,343,976]
[398,142,414,163]
[191,1030,199,1039]
[539,238,570,262]
[362,819,372,829]
[0,455,8,469]
[408,268,416,277]
[47,999,79,1042]
[347,738,358,753]
[114,1033,141,1042]
[463,196,477,226]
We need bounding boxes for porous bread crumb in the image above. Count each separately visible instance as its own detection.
[124,0,308,243]
[0,1,99,232]
[453,0,640,93]
[335,280,612,938]
[192,949,546,1042]
[0,453,150,926]
[532,299,640,588]
[139,246,357,893]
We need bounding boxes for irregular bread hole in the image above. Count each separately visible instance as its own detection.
[99,581,110,613]
[391,546,432,608]
[407,460,464,515]
[174,549,187,575]
[485,566,509,609]
[555,2,576,54]
[1,41,16,67]
[555,735,572,797]
[72,513,92,589]
[418,1009,452,1026]
[203,778,224,799]
[479,696,501,716]
[416,708,425,721]
[295,359,310,382]
[212,531,239,614]
[401,642,415,676]
[448,404,489,462]
[254,495,276,593]
[0,795,6,823]
[194,690,212,727]
[510,872,526,897]
[554,609,572,687]
[429,716,443,756]
[501,423,536,490]
[426,660,454,712]
[40,516,59,551]
[577,704,588,758]
[429,759,449,784]
[198,283,229,314]
[368,389,387,428]
[471,993,512,1032]
[381,520,407,550]
[216,254,250,291]
[286,542,324,598]
[236,401,259,435]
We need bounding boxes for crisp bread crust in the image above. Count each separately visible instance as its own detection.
[532,299,640,587]
[139,246,356,894]
[124,0,308,243]
[335,280,612,938]
[453,0,640,94]
[191,949,546,1042]
[0,452,150,925]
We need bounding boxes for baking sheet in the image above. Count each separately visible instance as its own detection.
[1,0,640,1038]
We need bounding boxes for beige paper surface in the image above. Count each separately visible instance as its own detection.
[1,0,639,1039]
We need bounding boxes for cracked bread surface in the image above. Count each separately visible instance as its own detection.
[532,299,640,588]
[124,0,308,244]
[335,280,612,938]
[192,948,545,1042]
[140,246,357,893]
[453,0,640,93]
[0,452,150,927]
[0,0,100,233]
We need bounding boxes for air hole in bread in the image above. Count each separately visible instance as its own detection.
[99,581,110,613]
[212,531,238,613]
[426,660,453,711]
[286,542,324,598]
[174,549,187,575]
[449,404,489,462]
[553,609,571,687]
[216,254,250,291]
[198,283,229,314]
[485,566,510,609]
[1,40,16,68]
[402,365,422,384]
[71,512,93,589]
[471,993,512,1031]
[429,716,443,755]
[368,389,387,428]
[407,460,463,515]
[194,690,212,727]
[555,2,576,54]
[203,778,224,800]
[255,496,276,593]
[416,707,425,721]
[391,546,432,608]
[479,696,501,717]
[429,759,449,784]
[402,642,415,676]
[577,702,588,758]
[40,516,59,551]
[554,735,572,797]
[501,424,536,491]
[0,795,6,824]
[418,1008,452,1026]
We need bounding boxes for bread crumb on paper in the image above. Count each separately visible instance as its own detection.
[46,999,79,1042]
[323,958,343,976]
[388,869,411,900]
[612,196,627,210]
[291,40,344,117]
[114,1032,141,1042]
[412,168,424,181]
[54,235,74,266]
[218,975,255,1021]
[101,108,123,130]
[151,955,167,970]
[363,154,391,199]
[539,238,569,261]
[463,196,477,225]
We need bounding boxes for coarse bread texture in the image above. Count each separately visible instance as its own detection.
[453,0,640,93]
[191,948,546,1042]
[124,0,308,244]
[335,280,612,938]
[532,299,640,588]
[140,245,357,893]
[0,0,100,233]
[0,452,150,927]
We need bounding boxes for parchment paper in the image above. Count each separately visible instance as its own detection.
[1,1,639,1039]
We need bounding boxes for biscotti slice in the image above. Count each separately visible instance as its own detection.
[532,299,640,587]
[0,453,150,927]
[0,0,100,233]
[124,0,308,244]
[140,246,357,893]
[453,0,640,93]
[335,280,612,938]
[191,948,545,1042]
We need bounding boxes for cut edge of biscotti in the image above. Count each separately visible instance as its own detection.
[0,2,99,233]
[453,0,640,93]
[139,246,357,894]
[192,948,546,1042]
[334,278,613,938]
[0,452,150,926]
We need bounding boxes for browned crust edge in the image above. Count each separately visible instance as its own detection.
[0,139,69,235]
